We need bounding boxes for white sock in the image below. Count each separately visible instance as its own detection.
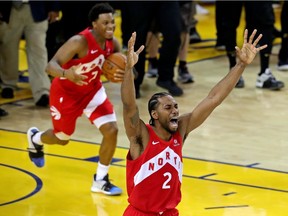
[32,131,44,145]
[96,162,109,181]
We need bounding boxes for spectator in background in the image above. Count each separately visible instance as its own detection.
[146,1,195,84]
[0,1,60,106]
[120,1,182,98]
[216,1,284,90]
[46,1,96,61]
[277,1,288,71]
[189,1,202,44]
[215,1,226,50]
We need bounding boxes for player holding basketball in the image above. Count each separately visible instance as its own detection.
[26,3,123,195]
[121,30,267,215]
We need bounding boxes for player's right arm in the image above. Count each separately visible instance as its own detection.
[46,35,88,85]
[121,32,146,160]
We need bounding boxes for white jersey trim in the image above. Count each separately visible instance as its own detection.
[83,86,107,118]
[93,113,117,128]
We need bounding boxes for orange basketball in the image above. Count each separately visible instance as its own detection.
[102,52,126,83]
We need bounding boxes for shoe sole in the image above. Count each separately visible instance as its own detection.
[256,83,284,90]
[147,73,158,78]
[235,84,245,88]
[178,78,194,84]
[91,186,122,196]
[156,82,183,96]
[235,82,245,88]
[277,65,288,71]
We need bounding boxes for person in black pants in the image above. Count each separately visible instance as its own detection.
[216,1,284,90]
[121,1,182,98]
[46,1,96,60]
[278,1,288,71]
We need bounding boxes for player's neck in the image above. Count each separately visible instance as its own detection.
[91,29,106,50]
[153,125,172,141]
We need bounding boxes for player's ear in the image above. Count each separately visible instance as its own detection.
[151,110,158,120]
[92,21,97,29]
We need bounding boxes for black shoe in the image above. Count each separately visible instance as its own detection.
[0,108,8,117]
[189,27,202,44]
[235,76,245,88]
[156,80,183,96]
[178,67,194,84]
[1,87,14,98]
[36,94,49,107]
[215,40,226,51]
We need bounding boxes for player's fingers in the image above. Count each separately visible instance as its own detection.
[79,75,88,80]
[256,44,268,52]
[252,34,262,47]
[136,45,145,55]
[235,46,240,54]
[243,29,248,44]
[78,81,88,86]
[74,63,82,69]
[115,69,125,76]
[128,32,136,48]
[248,29,257,44]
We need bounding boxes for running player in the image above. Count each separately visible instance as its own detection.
[27,3,123,195]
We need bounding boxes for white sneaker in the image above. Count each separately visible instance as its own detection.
[147,63,158,78]
[256,68,284,90]
[91,174,122,196]
[196,4,209,15]
[277,61,288,71]
[27,127,45,168]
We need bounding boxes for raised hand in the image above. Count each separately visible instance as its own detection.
[235,29,267,65]
[126,32,145,70]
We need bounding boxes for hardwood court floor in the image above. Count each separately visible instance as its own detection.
[1,3,288,216]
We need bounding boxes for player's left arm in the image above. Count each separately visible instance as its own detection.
[178,29,267,140]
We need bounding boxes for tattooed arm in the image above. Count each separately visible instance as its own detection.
[121,32,147,160]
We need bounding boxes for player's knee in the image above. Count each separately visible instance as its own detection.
[54,131,71,145]
[107,125,118,137]
[57,139,69,145]
[101,123,118,138]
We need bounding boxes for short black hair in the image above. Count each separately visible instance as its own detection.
[148,92,172,126]
[88,2,115,26]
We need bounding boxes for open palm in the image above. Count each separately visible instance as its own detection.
[236,29,267,65]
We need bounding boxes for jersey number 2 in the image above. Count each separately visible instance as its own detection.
[162,172,172,189]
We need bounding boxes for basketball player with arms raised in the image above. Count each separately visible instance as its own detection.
[121,30,267,215]
[26,3,123,195]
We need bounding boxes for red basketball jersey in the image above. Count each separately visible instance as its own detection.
[126,124,183,214]
[49,28,115,136]
[52,27,114,96]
